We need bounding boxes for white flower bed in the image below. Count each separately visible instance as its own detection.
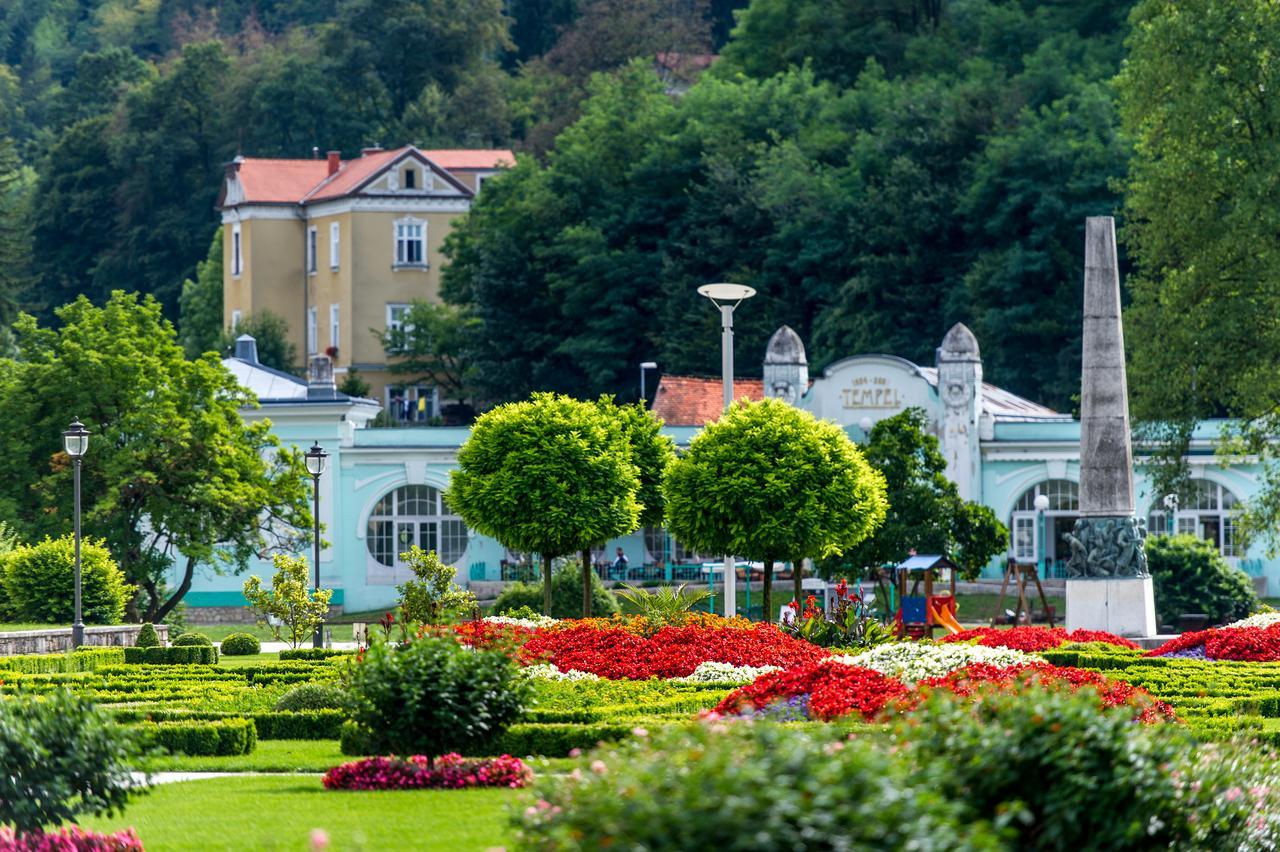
[1225,611,1280,629]
[835,642,1038,684]
[672,662,782,684]
[522,663,601,681]
[484,614,559,629]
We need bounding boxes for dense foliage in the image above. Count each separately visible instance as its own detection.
[218,632,260,656]
[396,545,477,626]
[492,562,620,620]
[242,554,334,650]
[0,535,132,624]
[1146,534,1258,627]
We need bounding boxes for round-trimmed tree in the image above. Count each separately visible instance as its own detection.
[446,392,642,615]
[664,398,888,622]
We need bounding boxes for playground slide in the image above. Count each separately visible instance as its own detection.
[929,602,963,635]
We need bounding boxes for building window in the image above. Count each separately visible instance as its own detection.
[386,385,436,423]
[329,222,340,269]
[366,485,468,568]
[230,309,242,331]
[1147,479,1242,558]
[307,307,317,355]
[386,303,411,334]
[231,223,243,277]
[642,526,711,564]
[307,226,318,274]
[394,219,425,267]
[1009,479,1080,576]
[404,167,416,189]
[329,304,340,349]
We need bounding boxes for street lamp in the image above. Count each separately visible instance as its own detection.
[639,361,658,404]
[859,416,874,439]
[304,441,328,649]
[697,282,756,618]
[1033,493,1050,576]
[1163,493,1178,537]
[62,418,90,648]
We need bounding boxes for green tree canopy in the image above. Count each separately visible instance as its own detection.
[178,228,224,359]
[664,398,888,621]
[0,291,313,620]
[381,300,480,413]
[604,398,676,529]
[445,392,642,614]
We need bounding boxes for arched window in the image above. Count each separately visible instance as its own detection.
[1008,479,1080,574]
[642,526,710,564]
[366,485,468,568]
[1148,479,1242,558]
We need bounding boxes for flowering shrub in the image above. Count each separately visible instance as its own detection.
[1226,611,1280,629]
[671,661,781,684]
[836,641,1038,683]
[521,663,601,682]
[322,753,531,791]
[452,620,535,650]
[0,828,143,852]
[713,660,909,721]
[940,626,1139,652]
[1150,623,1280,661]
[484,614,558,629]
[780,580,895,649]
[520,621,825,679]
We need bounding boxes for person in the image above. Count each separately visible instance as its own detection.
[611,547,629,580]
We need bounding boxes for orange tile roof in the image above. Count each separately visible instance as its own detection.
[651,375,765,426]
[226,146,516,207]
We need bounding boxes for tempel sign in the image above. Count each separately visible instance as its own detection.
[840,376,903,409]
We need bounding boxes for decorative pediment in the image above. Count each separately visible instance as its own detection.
[358,150,471,198]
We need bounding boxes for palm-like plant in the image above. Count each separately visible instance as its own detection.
[616,583,714,626]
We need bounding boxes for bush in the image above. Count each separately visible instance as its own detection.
[345,633,531,763]
[123,646,217,665]
[1,536,134,624]
[134,623,161,648]
[172,632,212,646]
[252,710,344,740]
[1148,534,1258,626]
[0,688,138,835]
[279,648,351,661]
[324,753,531,791]
[397,545,476,626]
[515,721,1003,850]
[141,717,256,756]
[494,560,619,620]
[220,633,260,656]
[274,683,346,712]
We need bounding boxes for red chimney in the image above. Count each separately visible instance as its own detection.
[327,151,341,176]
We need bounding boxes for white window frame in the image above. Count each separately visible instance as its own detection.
[393,217,426,268]
[386,303,412,334]
[306,226,318,274]
[307,306,318,355]
[231,223,243,277]
[230,309,242,331]
[329,222,340,269]
[329,304,340,350]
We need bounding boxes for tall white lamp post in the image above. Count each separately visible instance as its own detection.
[697,282,756,618]
[1034,493,1050,575]
[63,418,90,648]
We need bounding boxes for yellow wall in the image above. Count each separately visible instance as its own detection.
[224,217,306,359]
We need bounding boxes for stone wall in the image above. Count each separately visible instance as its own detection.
[184,605,343,626]
[0,624,169,656]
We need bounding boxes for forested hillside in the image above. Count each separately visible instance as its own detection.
[0,0,1131,412]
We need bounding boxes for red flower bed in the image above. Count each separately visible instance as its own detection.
[520,622,826,679]
[940,626,1139,652]
[0,828,143,852]
[322,753,532,791]
[714,660,909,721]
[451,620,535,650]
[1149,623,1280,661]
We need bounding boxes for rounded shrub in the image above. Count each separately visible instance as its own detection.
[2,536,133,624]
[172,632,212,646]
[219,632,260,656]
[274,683,347,712]
[133,623,161,648]
[516,721,1002,849]
[1148,533,1258,626]
[493,560,619,619]
[346,633,531,762]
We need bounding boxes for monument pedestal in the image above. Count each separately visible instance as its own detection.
[1065,577,1156,637]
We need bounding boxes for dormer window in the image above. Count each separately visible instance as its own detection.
[404,167,416,189]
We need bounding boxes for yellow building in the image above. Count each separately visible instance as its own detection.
[216,145,512,419]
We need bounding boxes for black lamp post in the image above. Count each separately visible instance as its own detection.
[62,418,90,648]
[304,441,328,649]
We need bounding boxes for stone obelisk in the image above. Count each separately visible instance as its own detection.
[1064,216,1156,636]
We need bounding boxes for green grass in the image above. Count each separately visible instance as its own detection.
[81,777,519,851]
[0,622,67,632]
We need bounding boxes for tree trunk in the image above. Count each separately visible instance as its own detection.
[581,548,593,618]
[153,556,196,623]
[793,558,803,610]
[542,553,554,616]
[762,559,774,624]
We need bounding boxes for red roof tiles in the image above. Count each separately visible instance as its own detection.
[651,375,765,426]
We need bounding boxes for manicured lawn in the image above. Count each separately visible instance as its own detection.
[0,622,66,632]
[81,777,519,851]
[195,623,357,644]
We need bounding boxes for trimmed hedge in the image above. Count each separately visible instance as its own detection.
[112,708,345,740]
[0,648,125,674]
[123,646,217,665]
[173,633,212,647]
[279,648,352,661]
[140,717,257,756]
[219,633,260,656]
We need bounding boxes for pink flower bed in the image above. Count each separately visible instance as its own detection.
[322,753,532,791]
[0,828,142,852]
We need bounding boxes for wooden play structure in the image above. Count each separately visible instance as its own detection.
[892,554,964,639]
[990,558,1056,627]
